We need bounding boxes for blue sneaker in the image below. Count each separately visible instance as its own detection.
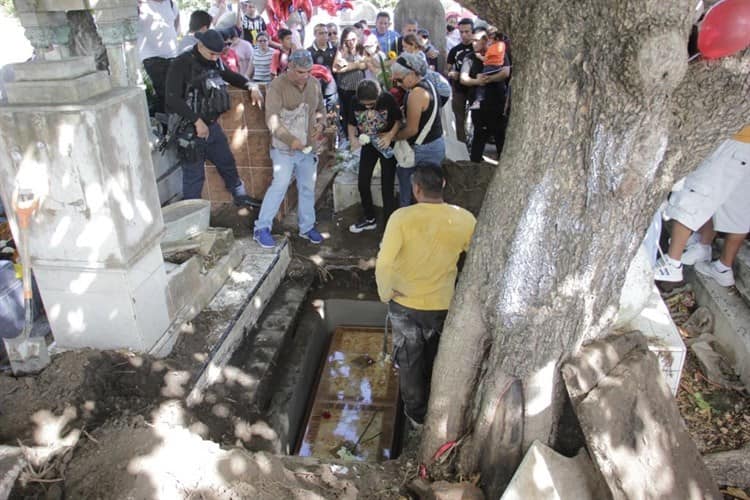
[300,227,323,244]
[253,228,276,249]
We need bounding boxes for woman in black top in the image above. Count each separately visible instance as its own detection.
[347,79,403,232]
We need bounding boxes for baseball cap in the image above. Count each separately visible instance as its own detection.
[195,29,225,52]
[417,29,429,38]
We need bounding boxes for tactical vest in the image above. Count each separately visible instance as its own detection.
[187,64,231,124]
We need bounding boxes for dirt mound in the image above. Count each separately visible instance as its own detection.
[0,350,170,444]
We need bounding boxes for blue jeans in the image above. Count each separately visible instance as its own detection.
[181,122,247,199]
[415,136,445,165]
[396,166,415,207]
[396,137,446,207]
[255,148,317,233]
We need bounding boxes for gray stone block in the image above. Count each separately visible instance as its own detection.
[501,442,610,500]
[687,267,750,388]
[10,57,96,81]
[4,71,111,104]
[199,228,234,257]
[35,0,92,10]
[166,256,202,319]
[564,334,722,500]
[157,167,183,207]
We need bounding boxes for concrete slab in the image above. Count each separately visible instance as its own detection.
[626,285,687,395]
[687,267,750,388]
[165,256,202,319]
[9,56,96,81]
[35,244,171,352]
[500,442,609,500]
[332,169,398,213]
[563,333,722,500]
[152,146,183,205]
[150,241,247,357]
[4,70,112,104]
[186,240,291,405]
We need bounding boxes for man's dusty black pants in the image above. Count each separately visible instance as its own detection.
[388,301,447,424]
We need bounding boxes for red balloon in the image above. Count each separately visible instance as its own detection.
[698,0,750,59]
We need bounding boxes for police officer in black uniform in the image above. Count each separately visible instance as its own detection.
[165,29,263,206]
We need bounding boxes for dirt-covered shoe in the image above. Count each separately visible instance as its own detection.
[349,218,377,233]
[695,260,735,287]
[654,257,683,282]
[681,243,711,266]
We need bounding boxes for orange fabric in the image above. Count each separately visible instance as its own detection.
[484,41,506,66]
[733,124,750,143]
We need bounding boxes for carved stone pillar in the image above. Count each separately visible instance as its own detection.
[13,0,71,60]
[92,0,139,87]
[96,14,139,87]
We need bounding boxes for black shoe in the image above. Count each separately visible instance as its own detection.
[349,217,377,233]
[233,195,262,208]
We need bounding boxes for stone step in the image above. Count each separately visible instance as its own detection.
[686,267,750,389]
[734,241,750,305]
[182,239,292,406]
[228,273,315,412]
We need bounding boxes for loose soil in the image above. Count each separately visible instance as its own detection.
[2,161,747,498]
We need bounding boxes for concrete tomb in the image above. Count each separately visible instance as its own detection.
[0,56,172,352]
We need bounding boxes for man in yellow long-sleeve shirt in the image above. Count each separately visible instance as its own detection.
[376,165,476,425]
[655,124,750,287]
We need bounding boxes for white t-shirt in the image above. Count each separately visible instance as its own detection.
[208,3,233,24]
[137,0,179,61]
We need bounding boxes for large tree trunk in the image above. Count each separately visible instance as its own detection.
[421,0,750,496]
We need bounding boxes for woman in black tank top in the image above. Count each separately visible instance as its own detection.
[389,53,446,206]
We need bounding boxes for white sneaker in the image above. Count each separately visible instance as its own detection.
[655,257,683,282]
[695,260,735,287]
[681,243,711,266]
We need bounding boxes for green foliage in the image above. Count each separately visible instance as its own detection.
[178,0,209,11]
[692,392,713,412]
[0,0,15,15]
[369,0,397,9]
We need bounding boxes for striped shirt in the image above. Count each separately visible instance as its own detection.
[253,47,275,82]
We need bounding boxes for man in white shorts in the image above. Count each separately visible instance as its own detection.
[655,124,750,286]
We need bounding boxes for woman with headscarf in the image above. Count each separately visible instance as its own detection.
[390,52,444,206]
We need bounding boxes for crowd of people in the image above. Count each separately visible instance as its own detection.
[136,0,508,428]
[136,0,513,229]
[136,0,749,433]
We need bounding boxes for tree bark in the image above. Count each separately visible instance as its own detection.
[421,0,750,495]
